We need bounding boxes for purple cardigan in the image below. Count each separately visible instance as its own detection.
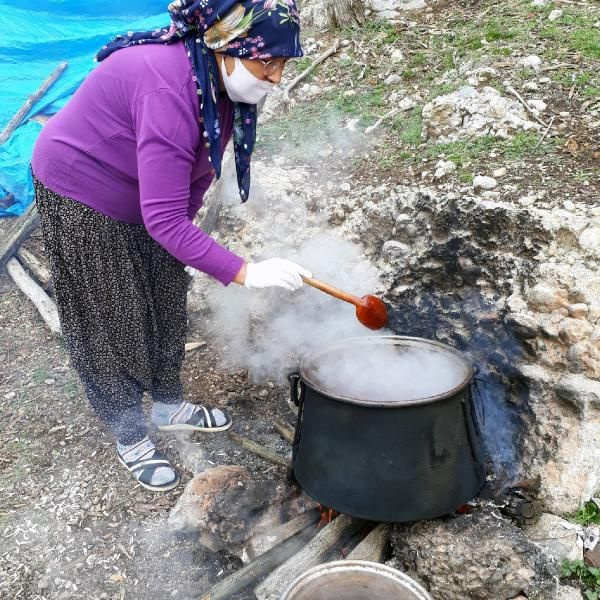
[32,42,244,285]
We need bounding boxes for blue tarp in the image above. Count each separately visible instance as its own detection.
[0,0,167,217]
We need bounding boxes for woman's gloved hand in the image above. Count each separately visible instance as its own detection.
[244,258,312,291]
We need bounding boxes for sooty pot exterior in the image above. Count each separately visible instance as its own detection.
[289,337,486,523]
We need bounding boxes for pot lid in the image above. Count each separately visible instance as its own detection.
[299,335,474,407]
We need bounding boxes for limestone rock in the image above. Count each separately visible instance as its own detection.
[579,226,600,257]
[421,86,540,142]
[548,9,563,21]
[557,586,584,600]
[520,365,600,514]
[527,513,584,564]
[568,303,589,319]
[390,506,558,599]
[368,0,426,19]
[507,312,540,339]
[559,318,594,344]
[434,159,456,180]
[473,175,497,191]
[527,284,567,312]
[520,55,543,69]
[168,465,313,561]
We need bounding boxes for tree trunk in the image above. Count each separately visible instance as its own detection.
[325,0,365,29]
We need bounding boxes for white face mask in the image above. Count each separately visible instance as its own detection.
[221,56,274,104]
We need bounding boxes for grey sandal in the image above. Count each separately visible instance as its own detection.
[117,441,180,492]
[156,404,233,433]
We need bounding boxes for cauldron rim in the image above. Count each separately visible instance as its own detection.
[298,335,474,408]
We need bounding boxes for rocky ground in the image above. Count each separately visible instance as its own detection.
[1,0,599,598]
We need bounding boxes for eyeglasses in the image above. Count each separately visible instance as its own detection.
[259,59,286,77]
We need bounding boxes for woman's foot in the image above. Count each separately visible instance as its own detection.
[151,401,232,433]
[117,436,179,492]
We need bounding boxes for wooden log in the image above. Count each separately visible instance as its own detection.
[15,247,52,292]
[246,508,320,559]
[346,523,390,562]
[6,257,61,334]
[0,62,68,145]
[273,420,295,444]
[228,432,290,468]
[255,515,362,600]
[0,203,39,270]
[184,341,207,352]
[198,523,316,600]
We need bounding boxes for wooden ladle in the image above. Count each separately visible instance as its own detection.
[302,276,388,330]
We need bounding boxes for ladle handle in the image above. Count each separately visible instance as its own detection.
[301,276,361,307]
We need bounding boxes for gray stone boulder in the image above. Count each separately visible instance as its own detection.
[526,513,584,564]
[390,507,558,599]
[421,86,541,142]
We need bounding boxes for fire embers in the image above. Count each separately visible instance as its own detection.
[317,504,339,528]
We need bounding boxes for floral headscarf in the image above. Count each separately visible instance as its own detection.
[96,0,303,202]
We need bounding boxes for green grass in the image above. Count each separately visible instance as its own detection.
[256,85,387,156]
[570,501,600,525]
[562,560,600,599]
[294,57,313,74]
[375,130,556,174]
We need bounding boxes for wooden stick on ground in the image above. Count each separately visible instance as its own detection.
[273,420,295,444]
[364,107,402,135]
[228,432,290,468]
[0,203,39,270]
[534,115,556,150]
[346,523,390,562]
[15,247,52,292]
[6,257,61,334]
[255,515,363,600]
[198,523,317,600]
[503,82,548,128]
[283,40,340,104]
[0,62,68,145]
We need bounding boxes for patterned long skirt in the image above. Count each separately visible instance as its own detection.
[34,178,188,444]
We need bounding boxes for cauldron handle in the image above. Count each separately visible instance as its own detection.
[287,372,305,484]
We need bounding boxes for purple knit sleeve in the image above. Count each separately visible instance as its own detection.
[133,90,244,285]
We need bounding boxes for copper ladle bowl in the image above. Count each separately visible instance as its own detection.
[302,276,388,330]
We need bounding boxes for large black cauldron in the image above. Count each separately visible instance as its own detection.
[288,336,486,522]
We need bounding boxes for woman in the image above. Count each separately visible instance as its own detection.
[31,0,310,492]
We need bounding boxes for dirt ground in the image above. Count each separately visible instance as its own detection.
[0,234,298,600]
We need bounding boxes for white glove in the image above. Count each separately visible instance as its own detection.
[244,258,312,291]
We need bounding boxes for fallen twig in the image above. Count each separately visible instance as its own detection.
[539,63,580,72]
[0,62,67,145]
[364,107,402,135]
[228,432,290,468]
[503,82,548,128]
[273,420,295,444]
[0,203,39,270]
[283,40,340,104]
[534,115,555,149]
[6,257,61,334]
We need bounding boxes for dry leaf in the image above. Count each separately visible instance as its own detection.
[564,138,579,156]
[109,574,125,583]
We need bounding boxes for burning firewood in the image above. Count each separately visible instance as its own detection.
[198,520,318,600]
[254,515,365,600]
[346,523,390,562]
